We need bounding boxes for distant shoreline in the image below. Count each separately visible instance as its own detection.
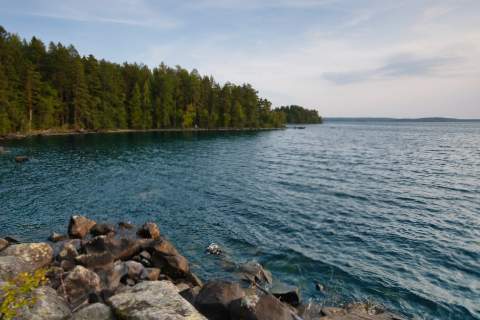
[0,127,286,141]
[325,117,480,122]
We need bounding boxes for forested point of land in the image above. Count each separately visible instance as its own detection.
[0,26,286,135]
[276,105,323,124]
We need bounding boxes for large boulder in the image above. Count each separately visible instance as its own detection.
[62,265,101,306]
[195,280,245,320]
[72,303,115,320]
[107,280,207,319]
[16,286,71,320]
[137,222,161,240]
[68,215,97,239]
[150,239,190,279]
[0,243,53,280]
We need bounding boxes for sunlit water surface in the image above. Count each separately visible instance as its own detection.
[1,121,479,319]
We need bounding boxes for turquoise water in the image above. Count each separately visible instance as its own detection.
[1,121,479,319]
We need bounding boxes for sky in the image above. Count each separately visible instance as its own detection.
[1,0,479,118]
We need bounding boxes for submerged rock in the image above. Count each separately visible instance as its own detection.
[206,243,222,255]
[195,280,245,320]
[107,280,207,319]
[68,215,97,239]
[238,261,273,285]
[270,282,301,307]
[15,155,29,163]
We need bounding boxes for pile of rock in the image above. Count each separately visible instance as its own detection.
[0,215,403,320]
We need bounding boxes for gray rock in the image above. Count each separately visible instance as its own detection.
[238,261,273,285]
[107,280,207,319]
[17,286,71,320]
[72,303,115,320]
[0,243,53,280]
[68,215,97,239]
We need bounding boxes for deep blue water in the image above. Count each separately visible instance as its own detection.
[1,121,479,320]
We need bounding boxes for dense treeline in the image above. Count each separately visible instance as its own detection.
[276,105,322,124]
[0,26,285,135]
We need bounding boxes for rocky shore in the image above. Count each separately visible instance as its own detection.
[0,216,403,320]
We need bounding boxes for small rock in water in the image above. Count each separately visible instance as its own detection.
[206,243,222,255]
[315,282,325,292]
[15,155,29,163]
[118,221,134,230]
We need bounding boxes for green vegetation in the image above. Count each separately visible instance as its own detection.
[0,26,285,135]
[0,269,48,320]
[276,105,322,124]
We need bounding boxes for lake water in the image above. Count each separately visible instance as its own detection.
[1,121,479,319]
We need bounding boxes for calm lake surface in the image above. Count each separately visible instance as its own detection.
[1,121,479,319]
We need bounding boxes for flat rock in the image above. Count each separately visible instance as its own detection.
[68,215,97,239]
[107,280,207,320]
[17,286,71,320]
[195,280,245,320]
[72,303,115,320]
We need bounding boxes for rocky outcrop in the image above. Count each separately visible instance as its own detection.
[72,303,115,320]
[195,280,245,320]
[68,215,97,238]
[107,281,207,319]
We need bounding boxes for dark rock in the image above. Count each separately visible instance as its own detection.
[15,155,29,163]
[72,302,115,320]
[4,236,20,244]
[137,222,161,240]
[315,282,325,292]
[88,292,102,304]
[84,236,141,261]
[75,252,115,270]
[98,261,128,291]
[68,215,97,239]
[230,295,295,320]
[49,232,67,243]
[238,261,273,285]
[195,280,245,320]
[150,239,190,279]
[0,238,8,251]
[118,221,134,229]
[46,267,65,290]
[90,223,115,237]
[142,267,160,281]
[180,286,201,305]
[57,242,79,261]
[270,282,301,307]
[60,259,76,272]
[62,265,101,306]
[186,271,204,287]
[139,250,151,260]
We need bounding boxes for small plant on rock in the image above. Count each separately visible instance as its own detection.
[0,269,48,320]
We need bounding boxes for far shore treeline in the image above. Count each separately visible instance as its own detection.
[277,105,323,124]
[0,26,293,135]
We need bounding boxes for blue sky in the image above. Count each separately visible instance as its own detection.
[1,0,479,117]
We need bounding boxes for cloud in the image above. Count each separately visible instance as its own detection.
[323,53,463,85]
